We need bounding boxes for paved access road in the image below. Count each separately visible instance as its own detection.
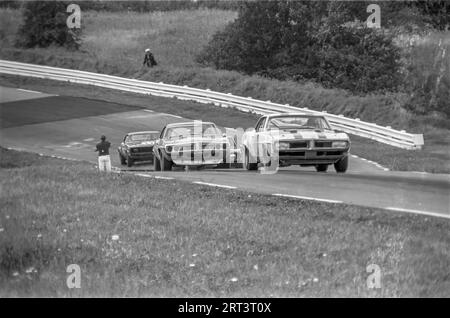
[1,86,449,218]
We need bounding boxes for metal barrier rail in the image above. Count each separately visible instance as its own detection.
[0,59,424,149]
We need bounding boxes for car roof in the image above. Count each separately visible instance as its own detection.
[127,131,159,135]
[265,112,325,119]
[165,121,216,128]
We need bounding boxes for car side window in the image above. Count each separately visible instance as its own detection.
[159,127,166,139]
[256,117,267,132]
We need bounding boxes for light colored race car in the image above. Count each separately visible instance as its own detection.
[152,121,239,171]
[118,131,159,167]
[242,113,350,173]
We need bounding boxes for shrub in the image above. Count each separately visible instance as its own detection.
[198,1,402,93]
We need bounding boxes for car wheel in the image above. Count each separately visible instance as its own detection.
[315,164,328,172]
[127,156,134,167]
[119,153,126,165]
[243,148,258,171]
[153,155,160,171]
[334,156,348,173]
[161,153,173,171]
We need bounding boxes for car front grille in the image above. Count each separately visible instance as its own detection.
[289,141,308,149]
[314,141,332,148]
[132,146,153,153]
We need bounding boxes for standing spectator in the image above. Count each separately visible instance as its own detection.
[95,135,111,172]
[143,48,157,67]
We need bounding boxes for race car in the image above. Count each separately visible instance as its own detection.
[153,121,239,171]
[242,113,350,173]
[118,131,159,167]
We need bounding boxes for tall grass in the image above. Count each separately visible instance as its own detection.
[399,31,450,116]
[82,9,237,69]
[0,8,21,47]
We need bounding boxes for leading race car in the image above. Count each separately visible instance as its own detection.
[153,121,239,171]
[118,131,159,167]
[242,113,350,173]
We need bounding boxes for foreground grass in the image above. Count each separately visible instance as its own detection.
[0,147,449,297]
[1,75,449,173]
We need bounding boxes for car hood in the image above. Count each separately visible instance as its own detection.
[275,129,349,140]
[126,141,156,147]
[165,136,227,145]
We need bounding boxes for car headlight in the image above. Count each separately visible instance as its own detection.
[278,142,290,150]
[332,141,348,148]
[165,146,173,152]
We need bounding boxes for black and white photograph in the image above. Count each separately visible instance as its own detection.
[0,0,449,300]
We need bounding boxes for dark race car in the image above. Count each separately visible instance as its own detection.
[118,131,159,167]
[152,121,239,171]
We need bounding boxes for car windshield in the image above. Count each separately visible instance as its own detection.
[129,133,158,141]
[165,124,220,140]
[268,116,331,130]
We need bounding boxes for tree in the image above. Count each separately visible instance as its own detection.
[16,1,81,50]
[198,0,402,93]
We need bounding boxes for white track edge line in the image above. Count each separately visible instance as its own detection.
[385,207,450,220]
[193,181,237,189]
[272,193,343,204]
[17,88,42,94]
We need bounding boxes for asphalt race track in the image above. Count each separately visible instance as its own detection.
[1,86,449,218]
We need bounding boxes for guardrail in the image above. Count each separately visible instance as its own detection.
[0,59,424,150]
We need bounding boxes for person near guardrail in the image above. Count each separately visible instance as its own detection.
[143,48,157,67]
[95,135,111,172]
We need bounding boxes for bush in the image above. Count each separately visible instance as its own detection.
[198,1,402,93]
[16,1,81,50]
[310,22,402,92]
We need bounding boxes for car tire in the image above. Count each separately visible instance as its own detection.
[315,164,328,172]
[153,155,160,171]
[127,156,134,167]
[161,153,173,171]
[119,153,126,165]
[334,156,348,173]
[243,148,258,171]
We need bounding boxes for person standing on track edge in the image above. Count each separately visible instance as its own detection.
[143,48,157,67]
[95,135,111,172]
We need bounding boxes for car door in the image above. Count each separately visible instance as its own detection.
[119,135,129,156]
[249,116,266,157]
[155,127,166,158]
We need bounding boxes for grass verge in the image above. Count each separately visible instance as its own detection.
[1,147,450,297]
[1,74,449,173]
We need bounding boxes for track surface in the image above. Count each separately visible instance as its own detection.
[1,87,449,218]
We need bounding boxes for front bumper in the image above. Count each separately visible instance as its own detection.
[278,148,348,165]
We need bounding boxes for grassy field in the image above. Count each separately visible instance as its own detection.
[0,8,237,71]
[0,8,449,173]
[1,74,449,173]
[1,147,449,297]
